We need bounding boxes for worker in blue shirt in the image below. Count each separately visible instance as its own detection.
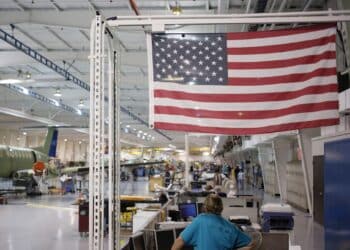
[171,194,254,250]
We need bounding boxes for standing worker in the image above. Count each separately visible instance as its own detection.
[237,170,245,190]
[171,194,255,250]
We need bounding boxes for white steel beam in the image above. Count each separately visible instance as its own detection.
[108,10,350,27]
[270,0,287,30]
[185,133,190,187]
[89,15,104,250]
[292,0,314,28]
[241,0,252,32]
[297,130,313,215]
[0,50,146,68]
[261,0,277,31]
[0,9,215,29]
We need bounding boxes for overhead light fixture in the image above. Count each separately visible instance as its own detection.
[78,141,82,145]
[25,71,31,79]
[76,109,82,116]
[54,88,62,97]
[78,99,84,107]
[64,138,68,142]
[22,132,27,136]
[52,99,60,107]
[171,1,182,15]
[0,69,33,84]
[19,86,29,95]
[0,79,23,84]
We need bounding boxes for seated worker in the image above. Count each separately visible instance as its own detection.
[171,194,255,250]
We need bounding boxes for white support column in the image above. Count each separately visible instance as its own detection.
[272,141,283,201]
[272,138,292,202]
[185,134,190,187]
[297,130,313,215]
[88,17,96,250]
[107,31,121,250]
[89,14,104,250]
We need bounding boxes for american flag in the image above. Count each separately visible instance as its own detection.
[148,24,339,135]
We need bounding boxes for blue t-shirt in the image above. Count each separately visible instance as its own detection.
[180,214,251,250]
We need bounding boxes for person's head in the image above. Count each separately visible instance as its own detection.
[204,194,223,215]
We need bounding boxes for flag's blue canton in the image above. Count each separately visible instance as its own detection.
[152,33,228,85]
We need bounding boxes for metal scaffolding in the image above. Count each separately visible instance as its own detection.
[89,10,350,250]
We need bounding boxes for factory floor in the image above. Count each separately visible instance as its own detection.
[0,179,324,250]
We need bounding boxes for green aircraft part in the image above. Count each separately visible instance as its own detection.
[0,128,55,178]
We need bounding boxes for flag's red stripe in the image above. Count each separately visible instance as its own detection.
[154,84,337,103]
[154,101,338,119]
[228,67,336,85]
[154,118,339,135]
[226,24,335,40]
[228,51,335,70]
[227,35,335,55]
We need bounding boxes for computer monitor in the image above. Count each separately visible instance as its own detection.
[155,229,175,250]
[178,203,197,221]
[130,233,146,250]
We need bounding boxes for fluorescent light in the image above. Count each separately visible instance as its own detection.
[54,88,62,97]
[171,1,182,15]
[214,136,219,143]
[126,125,130,128]
[78,99,84,107]
[20,86,29,95]
[0,79,23,84]
[203,152,210,156]
[52,100,60,107]
[25,72,31,79]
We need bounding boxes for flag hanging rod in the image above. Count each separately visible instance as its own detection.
[107,10,350,27]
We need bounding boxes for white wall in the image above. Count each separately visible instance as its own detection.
[173,153,214,163]
[272,138,294,201]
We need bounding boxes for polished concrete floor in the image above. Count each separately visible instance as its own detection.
[0,179,324,250]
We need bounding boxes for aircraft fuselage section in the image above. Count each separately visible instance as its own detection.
[0,145,48,178]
